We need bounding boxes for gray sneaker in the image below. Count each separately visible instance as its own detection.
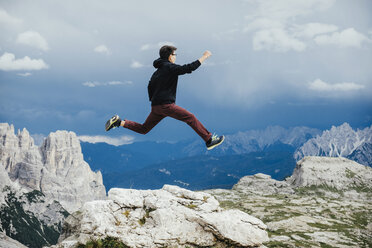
[206,134,224,150]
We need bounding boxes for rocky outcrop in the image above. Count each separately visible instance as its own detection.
[206,156,372,248]
[287,156,372,190]
[0,124,43,190]
[55,185,269,248]
[39,130,106,212]
[294,123,372,163]
[233,173,294,195]
[0,123,106,212]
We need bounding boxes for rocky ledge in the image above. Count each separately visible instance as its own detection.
[54,185,269,248]
[206,156,372,247]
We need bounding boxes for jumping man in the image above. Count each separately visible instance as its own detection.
[105,45,224,150]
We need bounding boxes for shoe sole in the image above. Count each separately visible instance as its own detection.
[105,116,119,131]
[207,135,225,150]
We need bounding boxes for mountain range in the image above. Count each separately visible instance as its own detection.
[294,122,372,166]
[1,122,371,247]
[81,123,371,191]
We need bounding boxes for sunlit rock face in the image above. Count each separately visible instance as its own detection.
[0,123,106,212]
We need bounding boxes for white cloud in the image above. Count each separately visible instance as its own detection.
[244,18,284,32]
[245,0,336,22]
[294,23,338,38]
[0,8,22,27]
[17,72,32,77]
[314,28,371,48]
[94,45,110,55]
[82,81,133,87]
[243,0,337,52]
[78,135,134,146]
[0,52,49,71]
[174,180,189,187]
[140,41,175,51]
[308,79,365,92]
[253,28,306,52]
[130,61,144,68]
[16,30,49,51]
[159,168,171,175]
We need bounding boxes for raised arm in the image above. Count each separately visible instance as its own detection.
[168,50,212,75]
[198,50,212,64]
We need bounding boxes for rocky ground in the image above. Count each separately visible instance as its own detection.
[206,159,372,247]
[53,185,269,248]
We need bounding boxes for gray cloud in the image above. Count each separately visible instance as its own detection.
[140,41,175,51]
[309,79,365,92]
[94,45,110,55]
[16,30,49,51]
[1,0,371,138]
[0,8,22,27]
[314,28,371,48]
[130,61,145,68]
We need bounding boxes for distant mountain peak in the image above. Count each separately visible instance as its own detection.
[294,123,372,165]
[0,122,106,212]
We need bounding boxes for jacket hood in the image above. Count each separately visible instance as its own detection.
[153,58,168,68]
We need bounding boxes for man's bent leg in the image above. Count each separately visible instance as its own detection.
[165,104,212,142]
[123,108,164,134]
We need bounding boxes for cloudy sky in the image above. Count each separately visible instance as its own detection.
[0,0,371,144]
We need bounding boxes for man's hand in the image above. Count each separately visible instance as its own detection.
[199,50,212,63]
[203,50,212,58]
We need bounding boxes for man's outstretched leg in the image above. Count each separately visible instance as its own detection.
[105,110,164,134]
[163,104,224,150]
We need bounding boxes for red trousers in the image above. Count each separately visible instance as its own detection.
[124,103,212,142]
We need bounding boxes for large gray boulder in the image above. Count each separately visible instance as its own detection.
[287,156,372,190]
[56,185,269,248]
[233,173,294,195]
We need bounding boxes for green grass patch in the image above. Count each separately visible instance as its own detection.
[319,242,335,248]
[219,200,239,209]
[138,216,146,226]
[351,211,370,229]
[77,236,129,248]
[295,184,343,198]
[345,168,356,179]
[187,204,198,209]
[264,240,292,247]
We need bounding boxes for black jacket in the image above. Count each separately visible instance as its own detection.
[148,58,201,105]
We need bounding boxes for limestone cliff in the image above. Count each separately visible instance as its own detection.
[287,156,372,190]
[0,123,106,212]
